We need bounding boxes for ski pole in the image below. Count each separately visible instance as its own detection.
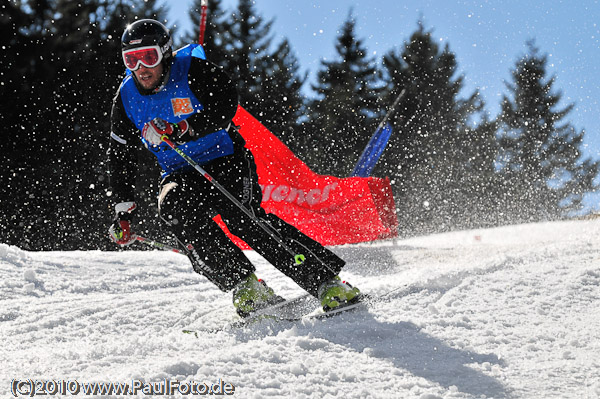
[160,135,307,266]
[136,235,182,253]
[377,88,406,132]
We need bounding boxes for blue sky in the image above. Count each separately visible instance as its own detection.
[165,0,600,209]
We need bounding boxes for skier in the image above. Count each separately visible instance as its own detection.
[107,19,361,317]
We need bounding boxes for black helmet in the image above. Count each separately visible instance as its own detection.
[122,19,172,55]
[121,19,173,91]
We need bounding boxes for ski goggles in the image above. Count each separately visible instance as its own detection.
[122,45,163,71]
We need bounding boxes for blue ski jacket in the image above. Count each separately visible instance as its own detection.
[109,44,240,203]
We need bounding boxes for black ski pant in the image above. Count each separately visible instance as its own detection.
[158,146,345,296]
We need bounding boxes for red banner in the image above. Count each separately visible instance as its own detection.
[215,106,398,247]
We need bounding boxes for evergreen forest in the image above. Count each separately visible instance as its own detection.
[2,0,598,250]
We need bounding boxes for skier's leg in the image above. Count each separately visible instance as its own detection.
[225,210,342,296]
[261,213,345,272]
[158,174,255,292]
[210,147,345,296]
[159,173,284,316]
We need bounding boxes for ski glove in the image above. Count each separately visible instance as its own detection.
[142,117,194,146]
[108,201,137,246]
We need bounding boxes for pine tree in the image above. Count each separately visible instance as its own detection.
[459,115,506,228]
[218,0,273,104]
[0,0,84,249]
[193,0,306,143]
[376,23,484,234]
[183,0,231,61]
[50,0,152,250]
[0,1,46,248]
[50,0,108,250]
[497,42,599,222]
[251,39,307,147]
[306,13,383,176]
[0,0,173,249]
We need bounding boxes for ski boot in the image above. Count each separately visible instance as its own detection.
[318,276,362,312]
[232,273,284,317]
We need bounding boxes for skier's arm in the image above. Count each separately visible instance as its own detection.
[185,58,239,136]
[108,91,138,205]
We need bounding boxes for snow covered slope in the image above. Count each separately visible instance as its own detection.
[1,220,599,398]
